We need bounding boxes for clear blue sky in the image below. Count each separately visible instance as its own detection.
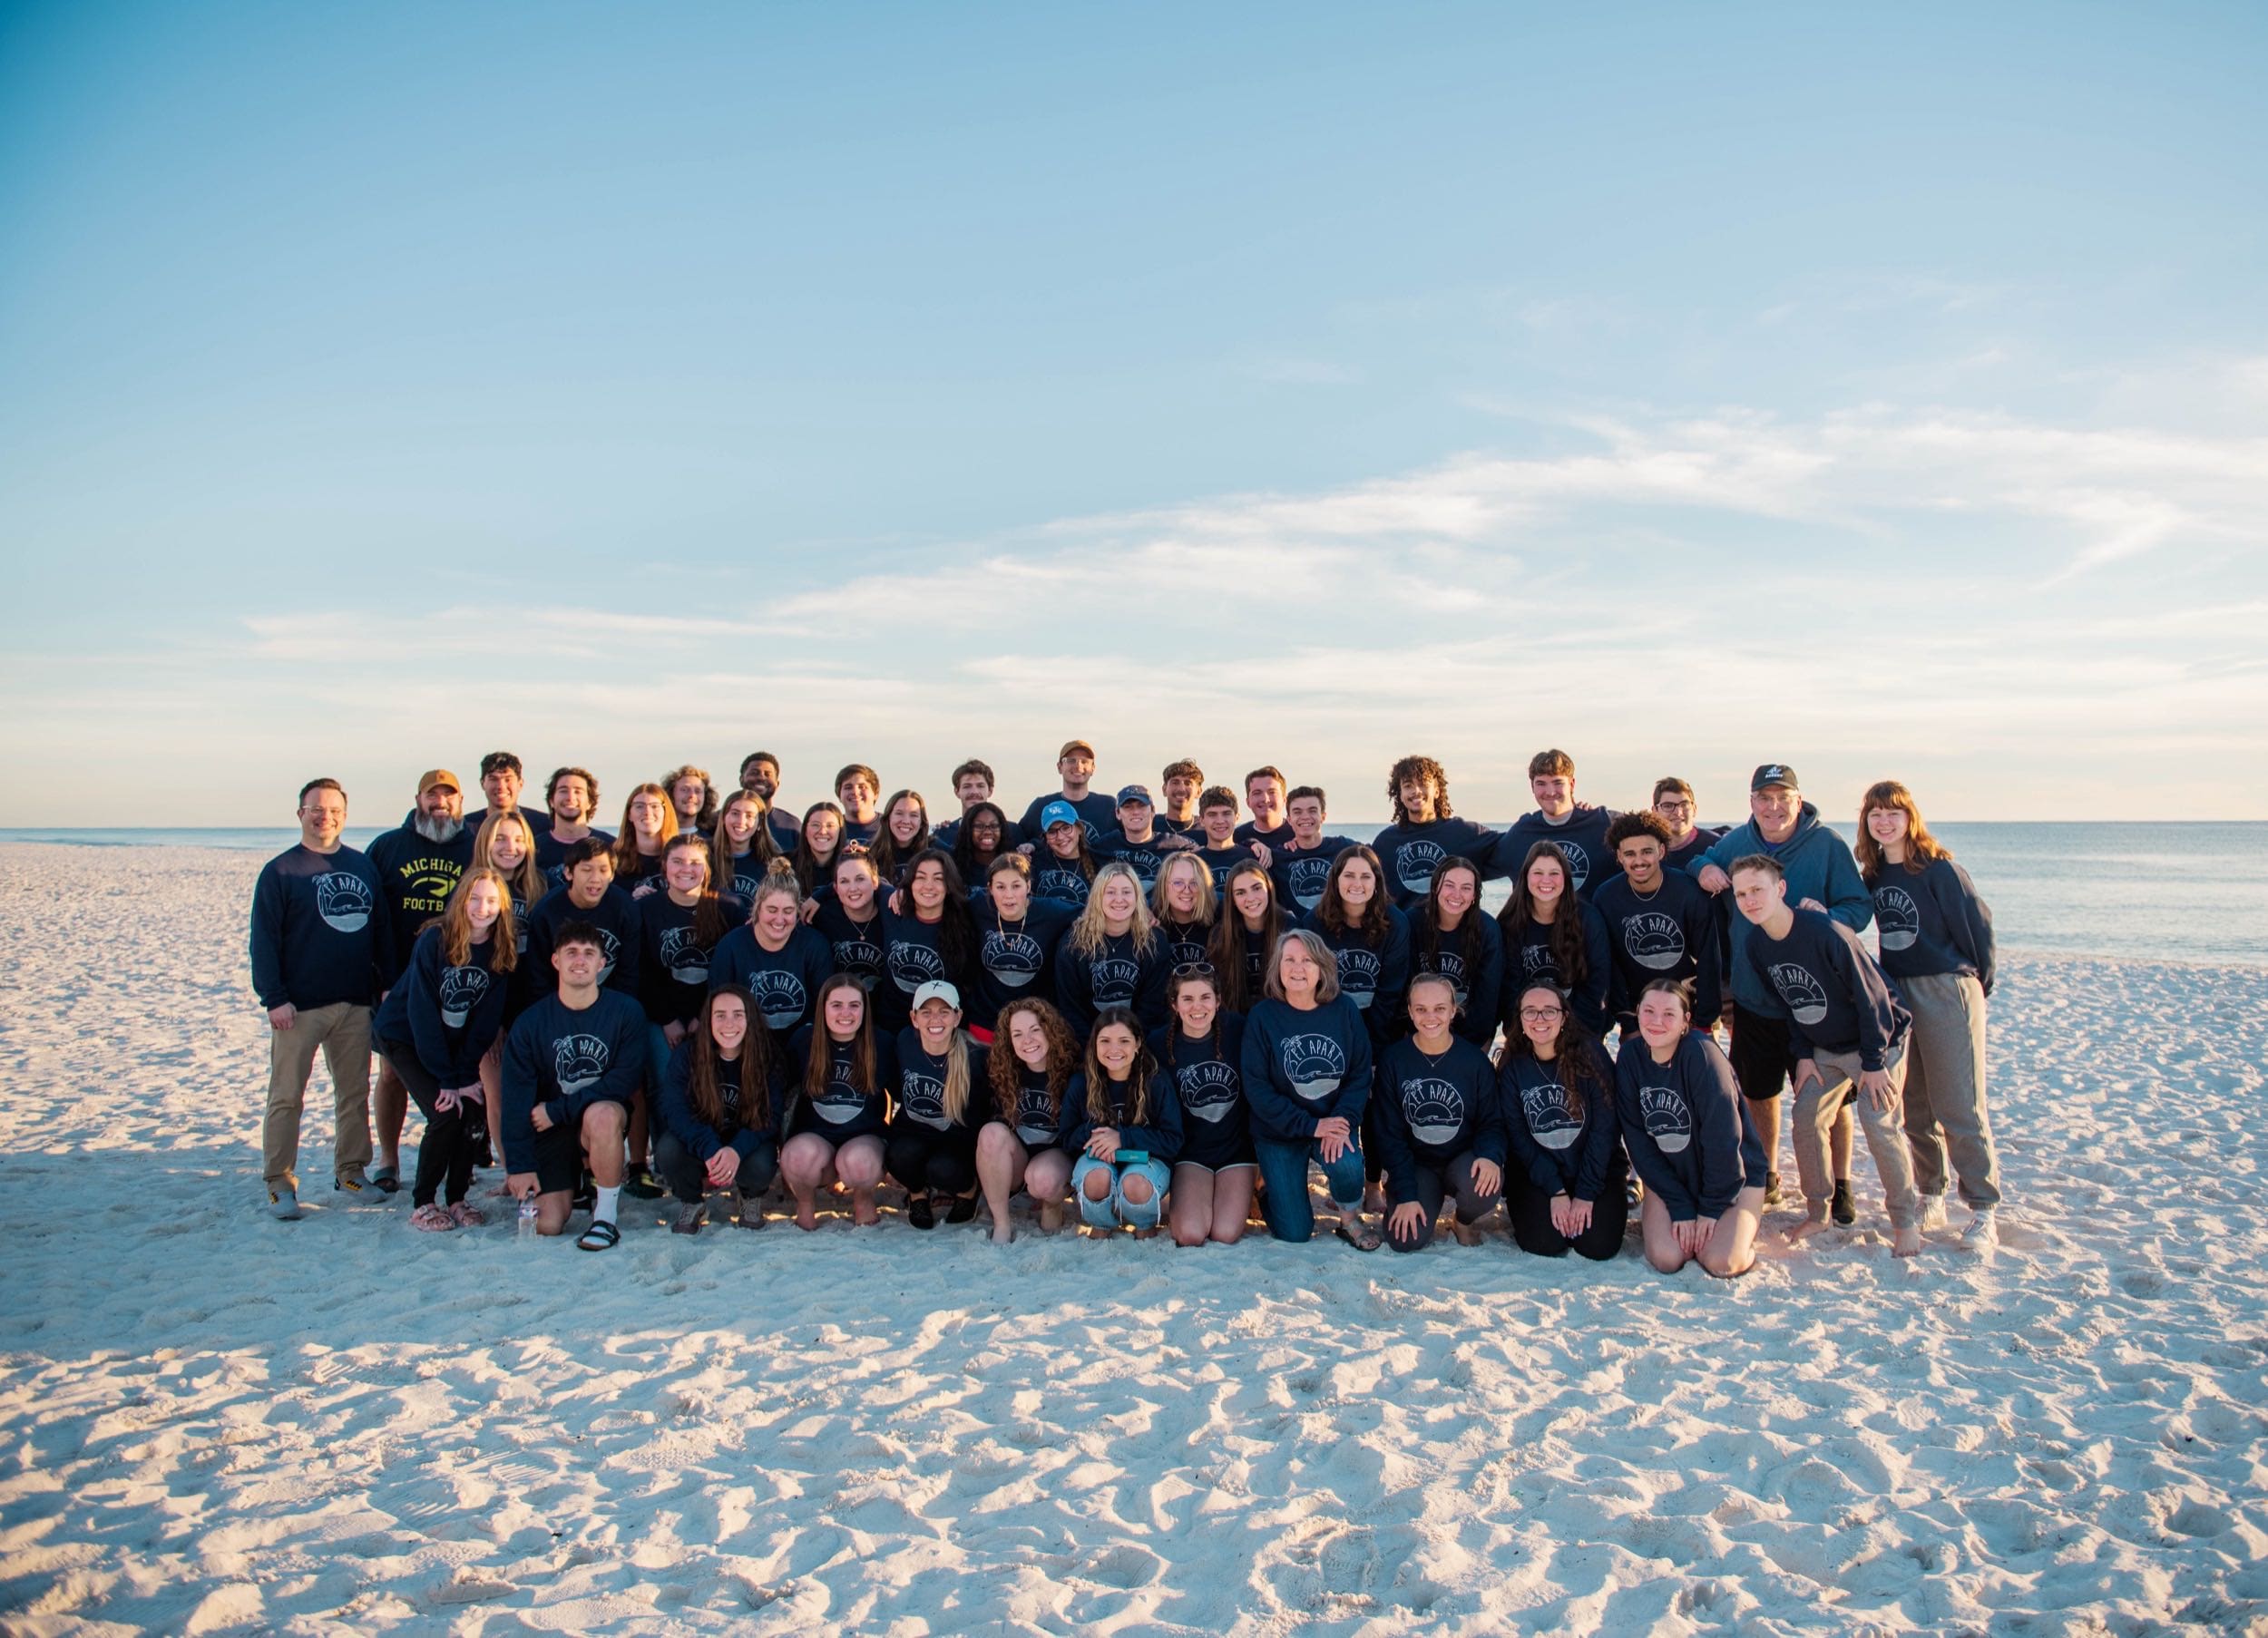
[3,2,2263,824]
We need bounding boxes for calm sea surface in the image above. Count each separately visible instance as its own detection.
[3,822,2262,967]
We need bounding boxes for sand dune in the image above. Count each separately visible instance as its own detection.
[1,843,2263,1634]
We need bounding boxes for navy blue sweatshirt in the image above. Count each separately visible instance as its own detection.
[1499,1038,1625,1204]
[1193,843,1254,893]
[1297,906,1413,1041]
[1371,819,1501,911]
[1240,995,1375,1139]
[500,990,648,1174]
[658,1037,784,1160]
[709,922,836,1047]
[785,1026,898,1143]
[1494,805,1619,899]
[1701,803,1873,1016]
[971,898,1080,1029]
[1372,1036,1505,1199]
[1055,928,1171,1036]
[1234,818,1295,851]
[1591,869,1724,1024]
[1029,857,1096,907]
[1869,857,1996,996]
[716,850,780,904]
[1268,836,1359,913]
[839,815,883,848]
[1498,900,1612,1037]
[1410,912,1505,1049]
[639,892,747,1028]
[1008,1064,1069,1150]
[1092,829,1175,888]
[766,808,802,855]
[892,1028,991,1137]
[1157,916,1211,971]
[250,843,389,1010]
[1743,907,1912,1068]
[523,885,642,999]
[875,909,971,1035]
[1614,1030,1762,1221]
[365,820,479,985]
[1057,1066,1184,1162]
[1149,1016,1251,1169]
[533,824,615,888]
[1018,791,1118,844]
[373,924,511,1085]
[812,897,888,990]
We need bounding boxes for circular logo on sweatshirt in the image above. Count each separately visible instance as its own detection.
[888,941,946,995]
[1176,1058,1241,1123]
[1396,840,1445,896]
[1637,1084,1691,1153]
[1767,962,1831,1026]
[553,1033,611,1097]
[438,966,491,1029]
[1089,955,1140,1002]
[659,927,710,986]
[1622,911,1686,971]
[983,929,1045,988]
[900,1068,949,1128]
[1873,886,1921,952]
[314,872,375,933]
[1519,1080,1583,1150]
[748,970,807,1029]
[1280,1034,1347,1100]
[1334,947,1382,1009]
[1286,856,1334,910]
[1399,1077,1466,1146]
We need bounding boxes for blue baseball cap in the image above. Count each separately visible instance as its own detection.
[1116,785,1154,809]
[1041,800,1080,831]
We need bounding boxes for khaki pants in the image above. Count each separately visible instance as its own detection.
[263,1002,374,1189]
[1794,1043,1920,1228]
[1900,971,1999,1208]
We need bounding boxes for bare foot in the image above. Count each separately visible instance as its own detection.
[1892,1224,1923,1258]
[1363,1185,1388,1215]
[1450,1220,1481,1247]
[1132,1225,1158,1240]
[794,1204,818,1232]
[1040,1203,1063,1233]
[1787,1215,1830,1243]
[852,1198,880,1227]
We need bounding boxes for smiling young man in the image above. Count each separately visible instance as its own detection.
[1235,766,1295,851]
[1266,785,1360,913]
[1155,758,1207,840]
[835,764,885,846]
[1493,748,1619,901]
[249,778,389,1219]
[1018,739,1117,843]
[739,752,801,853]
[1592,811,1722,1037]
[533,766,610,886]
[1370,755,1500,912]
[933,758,1014,850]
[1093,785,1189,886]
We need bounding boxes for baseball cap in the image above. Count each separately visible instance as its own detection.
[912,980,962,1011]
[417,768,462,794]
[1750,764,1798,793]
[1116,785,1154,808]
[1059,738,1096,760]
[1041,800,1080,831]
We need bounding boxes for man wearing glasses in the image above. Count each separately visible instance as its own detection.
[1651,777,1722,876]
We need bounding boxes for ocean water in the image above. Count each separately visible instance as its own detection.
[3,822,2262,967]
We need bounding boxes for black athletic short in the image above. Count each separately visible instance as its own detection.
[1728,1004,1798,1103]
[531,1119,590,1194]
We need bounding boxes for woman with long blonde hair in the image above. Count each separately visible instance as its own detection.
[884,980,988,1229]
[612,784,678,896]
[1055,862,1169,1036]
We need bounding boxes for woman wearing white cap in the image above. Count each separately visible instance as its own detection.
[885,980,989,1229]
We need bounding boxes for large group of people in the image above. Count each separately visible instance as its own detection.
[249,741,2000,1274]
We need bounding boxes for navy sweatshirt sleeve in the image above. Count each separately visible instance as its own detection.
[658,1038,721,1163]
[1686,1037,1752,1221]
[1240,1001,1324,1141]
[1570,1039,1625,1203]
[1940,861,1996,996]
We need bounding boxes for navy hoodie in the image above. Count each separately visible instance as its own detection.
[892,1027,991,1137]
[1591,869,1723,1024]
[249,843,390,1010]
[1149,1016,1252,1169]
[1055,927,1172,1036]
[1869,857,1995,996]
[1410,912,1505,1049]
[1372,1036,1505,1199]
[1240,995,1374,1139]
[1018,791,1118,845]
[1613,1030,1764,1222]
[1743,907,1911,1068]
[365,818,479,985]
[1495,806,1619,899]
[971,898,1080,1029]
[639,892,747,1028]
[658,1037,785,1160]
[784,1026,898,1143]
[1056,1066,1184,1163]
[1497,900,1612,1037]
[812,897,888,989]
[1700,803,1873,1015]
[373,923,512,1085]
[523,885,642,999]
[1268,836,1359,913]
[709,921,836,1047]
[1370,820,1501,911]
[1298,905,1413,1041]
[1498,1038,1626,1204]
[500,989,648,1174]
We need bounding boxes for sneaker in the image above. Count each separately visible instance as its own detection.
[1830,1179,1855,1227]
[333,1173,367,1196]
[728,1187,765,1230]
[1763,1172,1784,1207]
[268,1185,303,1222]
[671,1202,706,1236]
[572,1181,598,1213]
[908,1194,936,1231]
[623,1165,666,1201]
[1962,1207,1999,1248]
[368,1163,401,1196]
[409,1203,455,1233]
[945,1193,978,1224]
[1918,1194,1950,1232]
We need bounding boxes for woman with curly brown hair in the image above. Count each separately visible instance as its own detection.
[973,996,1081,1243]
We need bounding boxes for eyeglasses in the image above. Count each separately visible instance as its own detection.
[1654,800,1695,814]
[1519,1006,1565,1021]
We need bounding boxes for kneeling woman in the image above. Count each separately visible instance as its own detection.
[1241,930,1379,1249]
[781,975,898,1230]
[1153,964,1256,1247]
[1499,980,1628,1260]
[976,997,1082,1243]
[374,868,517,1231]
[886,980,989,1228]
[1373,973,1504,1252]
[1615,978,1767,1277]
[657,984,782,1233]
[1058,1008,1183,1234]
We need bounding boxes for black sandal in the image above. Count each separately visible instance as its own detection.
[576,1218,621,1252]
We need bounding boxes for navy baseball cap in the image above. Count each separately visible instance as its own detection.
[1116,785,1154,808]
[1750,764,1799,792]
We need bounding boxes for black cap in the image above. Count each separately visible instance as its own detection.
[1750,763,1798,793]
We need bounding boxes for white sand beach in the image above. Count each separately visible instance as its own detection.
[2,841,2263,1635]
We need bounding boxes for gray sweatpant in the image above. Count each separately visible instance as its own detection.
[1794,1042,1920,1229]
[1899,970,2000,1208]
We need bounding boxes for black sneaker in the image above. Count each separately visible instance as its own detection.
[1763,1171,1784,1206]
[908,1194,936,1230]
[622,1165,665,1201]
[945,1193,978,1224]
[1831,1179,1856,1226]
[572,1181,598,1213]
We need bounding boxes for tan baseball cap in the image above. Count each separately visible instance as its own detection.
[1059,738,1096,760]
[416,768,462,794]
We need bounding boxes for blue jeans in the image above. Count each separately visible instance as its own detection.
[1254,1135,1366,1243]
[1070,1156,1170,1229]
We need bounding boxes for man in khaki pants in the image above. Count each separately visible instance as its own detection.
[249,779,390,1218]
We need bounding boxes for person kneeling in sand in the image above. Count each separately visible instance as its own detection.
[1060,1010,1183,1236]
[1729,856,1925,1257]
[502,921,645,1251]
[1373,975,1504,1252]
[656,985,782,1234]
[1615,980,1767,1278]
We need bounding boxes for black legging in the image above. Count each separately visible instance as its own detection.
[656,1131,778,1203]
[1506,1166,1629,1261]
[885,1125,979,1195]
[1384,1153,1501,1253]
[380,1038,476,1209]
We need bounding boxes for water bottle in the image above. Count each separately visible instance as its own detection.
[517,1195,539,1244]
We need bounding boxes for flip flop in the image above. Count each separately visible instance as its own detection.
[368,1164,401,1196]
[1333,1217,1382,1253]
[576,1218,621,1252]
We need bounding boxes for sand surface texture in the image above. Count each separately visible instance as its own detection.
[2,843,2263,1635]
